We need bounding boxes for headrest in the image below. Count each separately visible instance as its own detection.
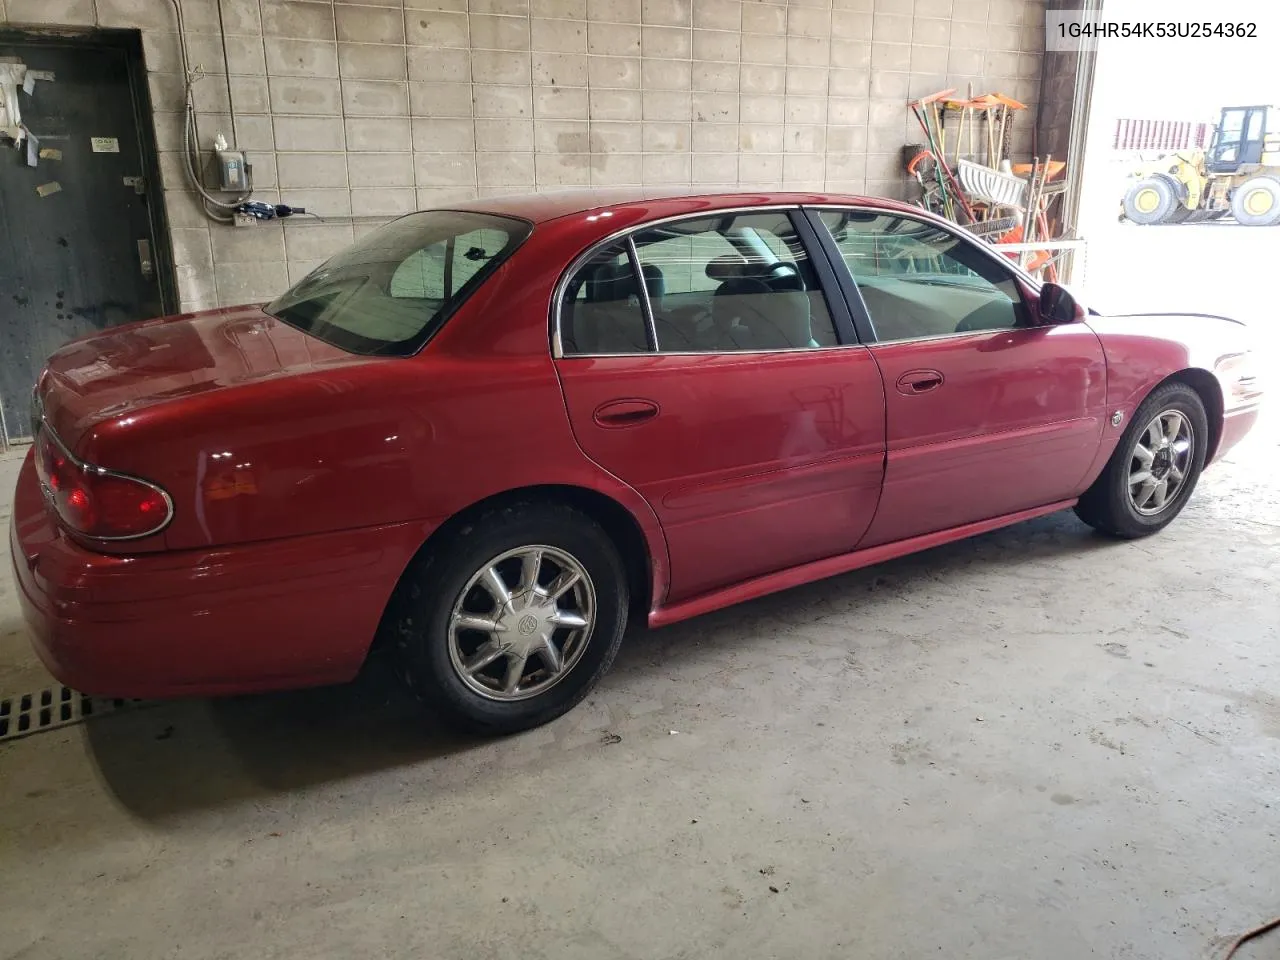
[594,261,664,302]
[583,261,626,301]
[705,255,772,281]
[638,262,665,300]
[706,255,746,281]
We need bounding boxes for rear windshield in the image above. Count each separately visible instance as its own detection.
[265,210,531,356]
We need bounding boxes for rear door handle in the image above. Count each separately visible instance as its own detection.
[593,398,660,427]
[895,370,944,395]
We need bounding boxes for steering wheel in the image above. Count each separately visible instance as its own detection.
[766,262,803,291]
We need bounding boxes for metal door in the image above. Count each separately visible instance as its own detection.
[553,211,886,605]
[808,207,1108,546]
[1239,106,1268,166]
[1209,107,1249,173]
[0,33,170,444]
[857,327,1107,545]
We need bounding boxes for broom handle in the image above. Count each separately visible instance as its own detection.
[912,104,952,217]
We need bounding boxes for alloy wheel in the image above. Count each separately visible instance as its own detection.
[447,545,596,702]
[1128,410,1194,516]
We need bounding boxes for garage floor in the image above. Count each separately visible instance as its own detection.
[2,269,1277,957]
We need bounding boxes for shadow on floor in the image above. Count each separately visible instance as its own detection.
[80,512,1116,820]
[81,656,468,815]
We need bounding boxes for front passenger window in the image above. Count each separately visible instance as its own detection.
[818,211,1028,342]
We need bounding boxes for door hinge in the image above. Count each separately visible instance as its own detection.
[137,239,154,279]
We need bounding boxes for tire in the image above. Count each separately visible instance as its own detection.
[1074,382,1208,539]
[1230,176,1280,226]
[1123,177,1179,225]
[390,501,629,735]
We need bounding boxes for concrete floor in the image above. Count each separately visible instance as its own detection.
[3,229,1279,960]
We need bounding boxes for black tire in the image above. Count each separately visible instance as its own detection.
[1123,176,1179,225]
[1074,382,1209,539]
[390,501,629,735]
[1230,176,1280,226]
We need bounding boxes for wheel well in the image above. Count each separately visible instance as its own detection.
[1163,368,1224,461]
[1152,172,1187,203]
[373,485,654,653]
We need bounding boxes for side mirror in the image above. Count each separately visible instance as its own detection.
[1038,282,1086,325]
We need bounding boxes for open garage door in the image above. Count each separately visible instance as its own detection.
[1075,0,1280,330]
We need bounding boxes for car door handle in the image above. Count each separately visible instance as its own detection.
[895,370,944,395]
[593,398,660,427]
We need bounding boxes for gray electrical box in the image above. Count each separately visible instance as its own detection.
[216,149,248,191]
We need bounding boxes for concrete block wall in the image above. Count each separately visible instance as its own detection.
[0,0,1046,311]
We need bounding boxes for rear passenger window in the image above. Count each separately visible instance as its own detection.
[632,212,838,352]
[559,243,653,355]
[558,211,838,356]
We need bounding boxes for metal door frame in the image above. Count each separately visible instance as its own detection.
[0,27,175,449]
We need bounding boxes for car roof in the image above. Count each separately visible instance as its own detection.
[436,188,922,225]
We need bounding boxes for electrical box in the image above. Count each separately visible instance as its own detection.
[216,149,248,191]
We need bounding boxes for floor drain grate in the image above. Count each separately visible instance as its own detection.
[0,686,146,744]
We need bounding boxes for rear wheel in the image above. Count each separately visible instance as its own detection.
[391,501,629,734]
[1230,176,1280,225]
[1123,176,1178,224]
[1075,382,1208,538]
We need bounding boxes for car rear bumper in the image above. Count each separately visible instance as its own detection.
[9,453,432,699]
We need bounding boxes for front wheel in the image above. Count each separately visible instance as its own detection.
[391,501,629,734]
[1075,382,1208,538]
[1123,177,1178,225]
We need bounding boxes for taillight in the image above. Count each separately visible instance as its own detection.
[34,430,172,540]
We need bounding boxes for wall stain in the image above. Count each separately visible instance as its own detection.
[556,131,589,154]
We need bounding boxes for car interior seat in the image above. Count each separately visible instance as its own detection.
[565,260,679,354]
[706,255,816,350]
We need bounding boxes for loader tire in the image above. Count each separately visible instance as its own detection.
[1230,176,1280,226]
[1123,177,1178,225]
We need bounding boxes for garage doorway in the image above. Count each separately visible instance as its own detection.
[1074,0,1280,328]
[0,30,172,445]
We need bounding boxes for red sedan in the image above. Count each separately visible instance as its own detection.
[10,190,1263,733]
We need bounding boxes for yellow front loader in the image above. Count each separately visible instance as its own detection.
[1121,105,1280,225]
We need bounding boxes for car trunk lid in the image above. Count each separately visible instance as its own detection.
[36,304,374,452]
